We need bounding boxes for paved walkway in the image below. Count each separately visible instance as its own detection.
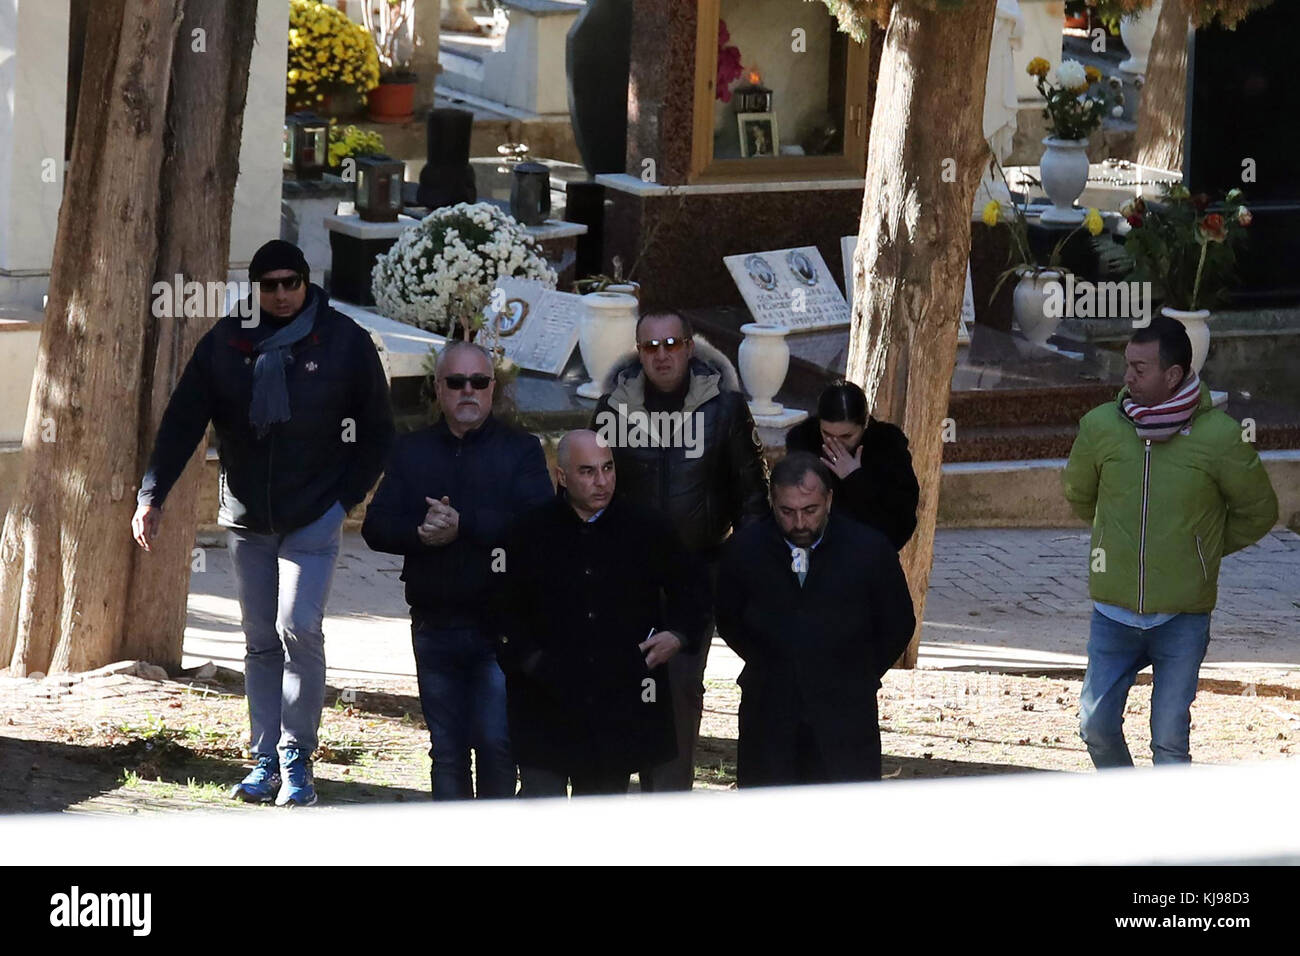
[183,528,1300,686]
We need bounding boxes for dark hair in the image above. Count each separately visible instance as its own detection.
[1130,315,1193,379]
[770,452,832,495]
[817,381,868,426]
[635,311,694,341]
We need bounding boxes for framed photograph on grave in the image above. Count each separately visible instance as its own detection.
[737,113,780,158]
[691,0,870,183]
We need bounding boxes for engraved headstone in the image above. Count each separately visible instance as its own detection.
[481,276,583,376]
[724,246,850,331]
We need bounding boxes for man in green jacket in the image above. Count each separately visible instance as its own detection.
[1063,316,1277,768]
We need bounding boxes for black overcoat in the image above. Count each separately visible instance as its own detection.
[497,495,711,775]
[716,513,916,786]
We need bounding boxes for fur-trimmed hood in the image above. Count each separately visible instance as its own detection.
[600,335,742,413]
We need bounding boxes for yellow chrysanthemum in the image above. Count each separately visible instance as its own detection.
[1027,57,1050,79]
[982,200,1002,228]
[1085,65,1102,85]
[1084,208,1104,237]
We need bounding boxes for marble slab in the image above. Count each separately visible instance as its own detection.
[724,245,850,332]
[482,276,582,376]
[327,298,445,380]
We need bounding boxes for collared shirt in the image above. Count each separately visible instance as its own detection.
[784,530,825,587]
[585,507,606,524]
[1094,601,1178,630]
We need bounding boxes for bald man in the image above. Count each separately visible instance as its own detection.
[496,430,710,796]
[362,341,553,800]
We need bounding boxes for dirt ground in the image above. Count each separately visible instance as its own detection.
[2,664,1297,812]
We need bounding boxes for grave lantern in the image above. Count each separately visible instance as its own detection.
[733,71,773,114]
[285,111,328,180]
[356,154,405,222]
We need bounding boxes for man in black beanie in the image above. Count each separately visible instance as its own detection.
[132,239,395,807]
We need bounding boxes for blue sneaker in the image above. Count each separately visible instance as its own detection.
[275,748,318,807]
[230,754,281,803]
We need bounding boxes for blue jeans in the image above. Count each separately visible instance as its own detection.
[412,625,515,799]
[1078,609,1212,768]
[227,501,346,759]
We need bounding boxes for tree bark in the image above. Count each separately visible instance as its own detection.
[0,0,256,676]
[844,0,997,668]
[1135,0,1190,173]
[122,2,257,668]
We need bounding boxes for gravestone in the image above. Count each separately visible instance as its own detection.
[482,276,583,375]
[723,246,850,331]
[725,245,851,373]
[1186,3,1300,304]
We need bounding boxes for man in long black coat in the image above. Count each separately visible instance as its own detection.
[716,452,915,786]
[497,429,710,796]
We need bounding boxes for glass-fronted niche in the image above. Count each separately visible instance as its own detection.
[691,0,869,183]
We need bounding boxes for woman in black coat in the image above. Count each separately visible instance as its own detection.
[784,382,919,550]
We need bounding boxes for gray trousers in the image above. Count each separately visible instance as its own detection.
[227,501,345,758]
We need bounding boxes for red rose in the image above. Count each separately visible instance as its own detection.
[1200,213,1227,242]
[1126,214,1144,229]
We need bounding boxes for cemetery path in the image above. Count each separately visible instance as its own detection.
[1,529,1296,813]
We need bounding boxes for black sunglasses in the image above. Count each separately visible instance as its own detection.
[442,374,494,390]
[258,275,304,292]
[636,336,691,354]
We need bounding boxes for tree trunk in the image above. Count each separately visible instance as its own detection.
[122,2,258,668]
[0,0,256,676]
[1135,1,1190,173]
[844,0,997,668]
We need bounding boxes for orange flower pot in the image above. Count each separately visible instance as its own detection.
[368,80,416,124]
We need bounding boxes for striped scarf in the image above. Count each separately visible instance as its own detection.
[1119,372,1201,442]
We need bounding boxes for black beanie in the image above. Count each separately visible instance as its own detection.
[249,239,309,282]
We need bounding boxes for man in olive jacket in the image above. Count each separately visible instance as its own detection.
[1063,317,1277,768]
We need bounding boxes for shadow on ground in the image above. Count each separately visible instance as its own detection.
[696,734,1049,787]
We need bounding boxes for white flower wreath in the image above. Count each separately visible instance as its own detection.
[371,202,557,338]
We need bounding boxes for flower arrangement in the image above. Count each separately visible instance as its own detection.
[327,122,385,171]
[1121,184,1251,311]
[984,191,1105,303]
[1027,57,1108,141]
[286,0,381,107]
[361,0,417,81]
[716,21,744,103]
[371,202,557,339]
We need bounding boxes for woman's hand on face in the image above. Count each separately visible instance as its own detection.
[821,434,862,479]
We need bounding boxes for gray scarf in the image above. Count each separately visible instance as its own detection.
[249,289,319,438]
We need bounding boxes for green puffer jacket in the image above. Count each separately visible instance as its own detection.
[1063,384,1278,614]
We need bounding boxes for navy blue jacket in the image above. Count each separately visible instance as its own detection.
[138,285,395,533]
[361,414,554,627]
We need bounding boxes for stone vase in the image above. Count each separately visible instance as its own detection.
[738,323,791,416]
[577,291,638,399]
[1039,137,1090,225]
[1013,268,1066,346]
[604,281,639,300]
[1120,0,1163,75]
[1162,305,1213,375]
